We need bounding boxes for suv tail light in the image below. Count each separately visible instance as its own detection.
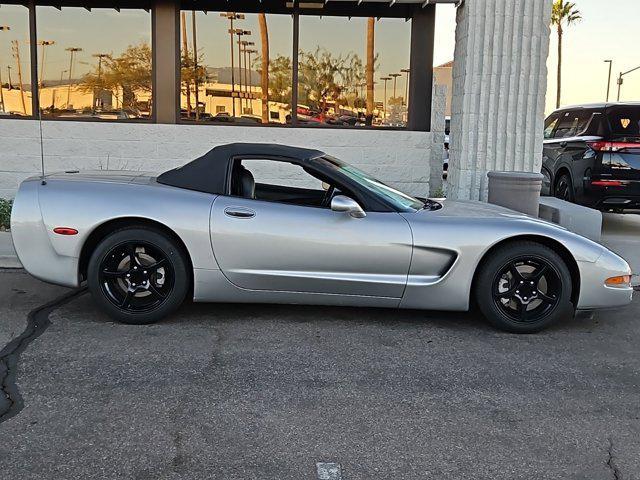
[591,180,625,187]
[587,141,640,152]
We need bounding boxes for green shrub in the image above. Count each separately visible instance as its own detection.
[431,187,446,199]
[0,198,12,230]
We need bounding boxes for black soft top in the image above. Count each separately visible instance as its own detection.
[156,143,325,195]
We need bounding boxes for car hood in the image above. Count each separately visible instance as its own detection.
[428,199,546,221]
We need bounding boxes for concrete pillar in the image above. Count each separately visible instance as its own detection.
[429,84,447,197]
[152,0,180,124]
[447,0,552,201]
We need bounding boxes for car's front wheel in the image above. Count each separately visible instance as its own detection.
[87,227,189,324]
[474,241,574,333]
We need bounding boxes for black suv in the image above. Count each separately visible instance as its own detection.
[542,103,640,211]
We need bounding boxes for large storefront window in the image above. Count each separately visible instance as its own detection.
[180,10,293,124]
[36,7,152,120]
[0,4,32,117]
[0,2,429,130]
[298,16,410,128]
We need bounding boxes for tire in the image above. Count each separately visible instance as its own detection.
[87,227,189,324]
[554,172,574,202]
[474,241,574,333]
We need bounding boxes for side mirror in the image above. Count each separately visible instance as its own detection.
[331,195,366,218]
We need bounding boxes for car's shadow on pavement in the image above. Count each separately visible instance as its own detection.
[72,291,628,338]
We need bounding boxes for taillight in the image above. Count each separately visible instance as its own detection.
[591,180,625,187]
[587,141,640,152]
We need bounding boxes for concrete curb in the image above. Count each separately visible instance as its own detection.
[0,255,22,269]
[0,232,20,269]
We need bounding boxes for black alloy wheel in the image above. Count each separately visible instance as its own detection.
[554,173,574,202]
[492,256,561,323]
[475,241,574,333]
[88,227,189,324]
[99,241,174,313]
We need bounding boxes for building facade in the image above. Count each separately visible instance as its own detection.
[0,0,551,201]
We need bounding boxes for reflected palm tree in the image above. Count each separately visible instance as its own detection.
[258,13,269,123]
[366,17,375,123]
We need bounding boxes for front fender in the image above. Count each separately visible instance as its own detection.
[399,213,607,311]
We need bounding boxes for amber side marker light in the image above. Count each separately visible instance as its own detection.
[605,275,631,287]
[53,227,78,235]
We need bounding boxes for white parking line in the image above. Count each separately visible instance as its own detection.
[316,462,343,480]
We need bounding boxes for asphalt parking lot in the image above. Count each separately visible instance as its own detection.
[1,270,639,480]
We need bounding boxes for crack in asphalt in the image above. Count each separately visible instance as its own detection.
[607,437,622,480]
[0,287,86,424]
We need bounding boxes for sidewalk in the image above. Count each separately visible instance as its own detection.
[0,231,21,268]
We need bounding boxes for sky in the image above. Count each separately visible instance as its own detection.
[1,1,639,114]
[545,0,640,114]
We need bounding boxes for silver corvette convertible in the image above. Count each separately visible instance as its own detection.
[11,143,633,333]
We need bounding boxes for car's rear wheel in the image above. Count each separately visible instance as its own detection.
[87,227,189,324]
[554,173,574,202]
[474,241,574,333]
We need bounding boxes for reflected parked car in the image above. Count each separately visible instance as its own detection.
[542,103,640,211]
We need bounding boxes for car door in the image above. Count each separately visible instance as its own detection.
[544,109,597,200]
[209,162,413,298]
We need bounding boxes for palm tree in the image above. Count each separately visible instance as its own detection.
[551,0,581,109]
[365,17,375,122]
[258,13,269,124]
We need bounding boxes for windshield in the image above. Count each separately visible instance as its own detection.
[319,155,425,212]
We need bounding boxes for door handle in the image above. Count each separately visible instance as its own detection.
[224,207,256,219]
[560,141,568,148]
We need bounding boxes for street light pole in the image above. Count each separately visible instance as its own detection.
[37,40,55,88]
[221,12,245,118]
[191,11,200,121]
[401,68,410,106]
[233,29,251,114]
[389,73,401,100]
[240,40,254,111]
[380,76,391,120]
[617,64,640,102]
[246,48,257,114]
[604,60,612,102]
[54,69,67,110]
[92,53,110,112]
[65,47,82,109]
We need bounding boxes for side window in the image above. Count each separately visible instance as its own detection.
[553,110,592,139]
[241,159,325,190]
[230,158,336,208]
[544,114,560,139]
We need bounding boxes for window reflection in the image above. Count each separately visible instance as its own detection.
[180,11,292,124]
[36,7,152,120]
[297,16,410,128]
[0,4,32,117]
